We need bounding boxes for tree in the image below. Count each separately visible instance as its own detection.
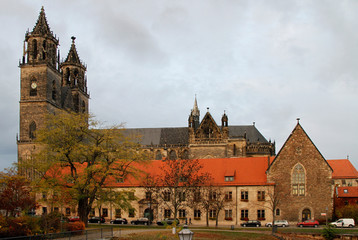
[20,112,146,225]
[265,185,281,233]
[151,158,211,220]
[197,183,231,227]
[0,168,37,217]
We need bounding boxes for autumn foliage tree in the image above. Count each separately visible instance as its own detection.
[20,112,146,224]
[0,168,36,217]
[150,158,211,220]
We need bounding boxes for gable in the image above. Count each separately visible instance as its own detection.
[267,123,332,174]
[195,112,222,139]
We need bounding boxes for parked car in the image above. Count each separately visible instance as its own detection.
[157,218,180,226]
[131,217,150,225]
[265,220,289,227]
[330,218,355,228]
[68,216,80,222]
[110,218,128,224]
[297,220,319,228]
[88,216,106,223]
[241,220,261,227]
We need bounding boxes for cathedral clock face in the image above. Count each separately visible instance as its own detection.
[31,82,37,89]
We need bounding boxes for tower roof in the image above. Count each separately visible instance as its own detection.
[191,96,200,117]
[32,7,53,37]
[63,37,86,69]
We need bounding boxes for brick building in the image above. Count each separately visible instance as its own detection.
[18,8,358,225]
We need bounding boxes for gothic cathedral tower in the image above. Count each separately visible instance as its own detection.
[17,7,89,178]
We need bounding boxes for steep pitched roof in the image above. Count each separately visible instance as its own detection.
[123,125,268,146]
[228,125,269,143]
[328,159,358,179]
[63,37,85,68]
[336,186,358,198]
[32,7,54,37]
[267,122,332,172]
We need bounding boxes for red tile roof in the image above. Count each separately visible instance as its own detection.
[107,157,275,187]
[327,159,358,179]
[337,187,358,198]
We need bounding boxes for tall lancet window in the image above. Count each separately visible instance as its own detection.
[292,164,305,196]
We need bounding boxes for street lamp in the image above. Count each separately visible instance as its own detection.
[178,225,194,240]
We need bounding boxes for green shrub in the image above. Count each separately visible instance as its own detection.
[322,225,337,240]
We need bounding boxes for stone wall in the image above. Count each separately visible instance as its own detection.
[267,123,333,222]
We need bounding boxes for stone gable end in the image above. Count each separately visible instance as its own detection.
[267,123,333,222]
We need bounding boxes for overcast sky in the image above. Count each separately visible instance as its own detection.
[1,0,357,171]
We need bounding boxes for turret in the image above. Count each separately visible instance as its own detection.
[21,7,59,69]
[188,96,200,130]
[60,36,89,113]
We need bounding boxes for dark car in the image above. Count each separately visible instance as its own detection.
[88,216,105,223]
[131,217,150,225]
[110,218,128,224]
[241,220,261,227]
[297,220,319,228]
[68,216,80,222]
[157,218,180,226]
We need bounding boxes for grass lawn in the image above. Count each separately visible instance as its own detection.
[115,230,277,240]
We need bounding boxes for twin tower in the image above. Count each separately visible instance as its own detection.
[17,7,89,178]
[17,8,275,176]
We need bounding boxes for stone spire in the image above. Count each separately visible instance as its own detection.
[192,95,200,117]
[63,36,85,67]
[31,7,54,38]
[189,95,200,130]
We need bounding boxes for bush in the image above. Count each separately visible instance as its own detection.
[0,216,41,237]
[67,221,85,232]
[39,211,66,233]
[322,225,337,240]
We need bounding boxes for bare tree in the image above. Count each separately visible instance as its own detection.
[151,159,211,220]
[265,184,281,233]
[198,183,232,227]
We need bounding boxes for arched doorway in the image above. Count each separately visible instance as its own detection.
[302,209,311,221]
[144,208,153,222]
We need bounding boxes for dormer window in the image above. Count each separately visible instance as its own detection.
[225,170,235,182]
[225,176,234,182]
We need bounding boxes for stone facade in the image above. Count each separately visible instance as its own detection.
[17,8,89,178]
[267,122,333,222]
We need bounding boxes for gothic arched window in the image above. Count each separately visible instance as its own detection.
[155,150,162,160]
[81,101,86,113]
[32,39,38,60]
[29,121,36,140]
[182,150,189,160]
[52,80,56,101]
[169,150,177,160]
[292,164,305,196]
[65,68,70,85]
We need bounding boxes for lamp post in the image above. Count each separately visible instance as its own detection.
[178,225,194,240]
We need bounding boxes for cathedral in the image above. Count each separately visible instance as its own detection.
[17,7,275,173]
[17,8,358,225]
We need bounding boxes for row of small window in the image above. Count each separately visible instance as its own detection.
[240,191,265,201]
[147,191,234,202]
[240,209,266,219]
[154,150,189,160]
[163,209,233,220]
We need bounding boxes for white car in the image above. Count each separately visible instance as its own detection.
[265,220,289,227]
[330,218,355,228]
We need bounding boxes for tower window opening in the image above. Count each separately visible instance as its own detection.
[32,39,38,60]
[29,121,36,140]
